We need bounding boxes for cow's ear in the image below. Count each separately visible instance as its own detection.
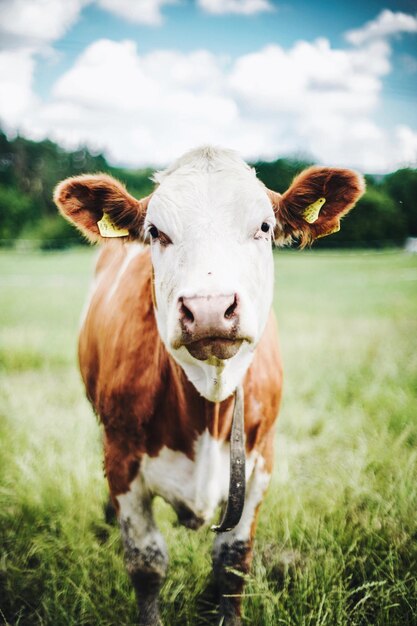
[54,173,151,243]
[267,166,365,247]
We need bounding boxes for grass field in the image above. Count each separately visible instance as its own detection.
[1,248,416,626]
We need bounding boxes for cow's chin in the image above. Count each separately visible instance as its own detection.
[185,338,243,361]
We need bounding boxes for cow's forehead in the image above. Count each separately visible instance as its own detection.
[147,147,273,233]
[152,145,255,184]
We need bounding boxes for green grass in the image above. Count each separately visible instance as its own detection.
[1,248,416,625]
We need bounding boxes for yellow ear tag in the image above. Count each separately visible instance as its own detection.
[97,213,129,238]
[303,197,326,224]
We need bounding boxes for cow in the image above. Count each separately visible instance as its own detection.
[54,146,364,626]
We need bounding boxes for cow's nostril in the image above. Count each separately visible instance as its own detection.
[224,295,238,320]
[180,299,194,323]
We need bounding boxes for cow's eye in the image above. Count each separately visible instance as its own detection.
[147,225,173,246]
[255,221,273,240]
[149,225,159,239]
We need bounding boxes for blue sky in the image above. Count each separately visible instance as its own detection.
[1,0,416,172]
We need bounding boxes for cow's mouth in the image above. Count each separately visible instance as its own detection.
[185,337,243,361]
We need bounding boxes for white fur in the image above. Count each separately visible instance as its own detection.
[106,242,145,303]
[146,146,275,402]
[140,429,260,523]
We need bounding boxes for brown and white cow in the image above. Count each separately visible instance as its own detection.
[54,147,364,626]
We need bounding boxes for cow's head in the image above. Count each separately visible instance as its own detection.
[54,147,364,401]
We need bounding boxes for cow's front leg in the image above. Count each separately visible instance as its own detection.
[116,473,168,626]
[212,456,271,626]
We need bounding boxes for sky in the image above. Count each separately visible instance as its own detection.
[0,0,416,173]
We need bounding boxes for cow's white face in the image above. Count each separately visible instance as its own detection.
[145,150,275,401]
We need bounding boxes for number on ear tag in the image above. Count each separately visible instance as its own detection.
[97,213,129,238]
[303,197,326,224]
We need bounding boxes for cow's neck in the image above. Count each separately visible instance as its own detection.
[162,347,237,436]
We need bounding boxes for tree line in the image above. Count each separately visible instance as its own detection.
[0,129,415,249]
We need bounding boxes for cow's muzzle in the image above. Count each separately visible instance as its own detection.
[176,294,243,361]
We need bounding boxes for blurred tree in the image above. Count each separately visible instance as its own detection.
[383,169,417,237]
[27,216,84,250]
[0,184,32,242]
[254,157,313,193]
[108,166,154,201]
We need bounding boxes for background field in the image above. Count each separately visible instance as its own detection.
[0,248,416,626]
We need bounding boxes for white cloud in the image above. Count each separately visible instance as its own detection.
[346,9,417,46]
[0,0,87,48]
[32,40,272,164]
[0,6,416,172]
[293,115,417,174]
[96,0,178,26]
[227,37,417,172]
[395,125,417,163]
[0,49,38,127]
[197,0,273,16]
[0,0,179,50]
[0,0,86,132]
[229,39,390,117]
[12,35,412,172]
